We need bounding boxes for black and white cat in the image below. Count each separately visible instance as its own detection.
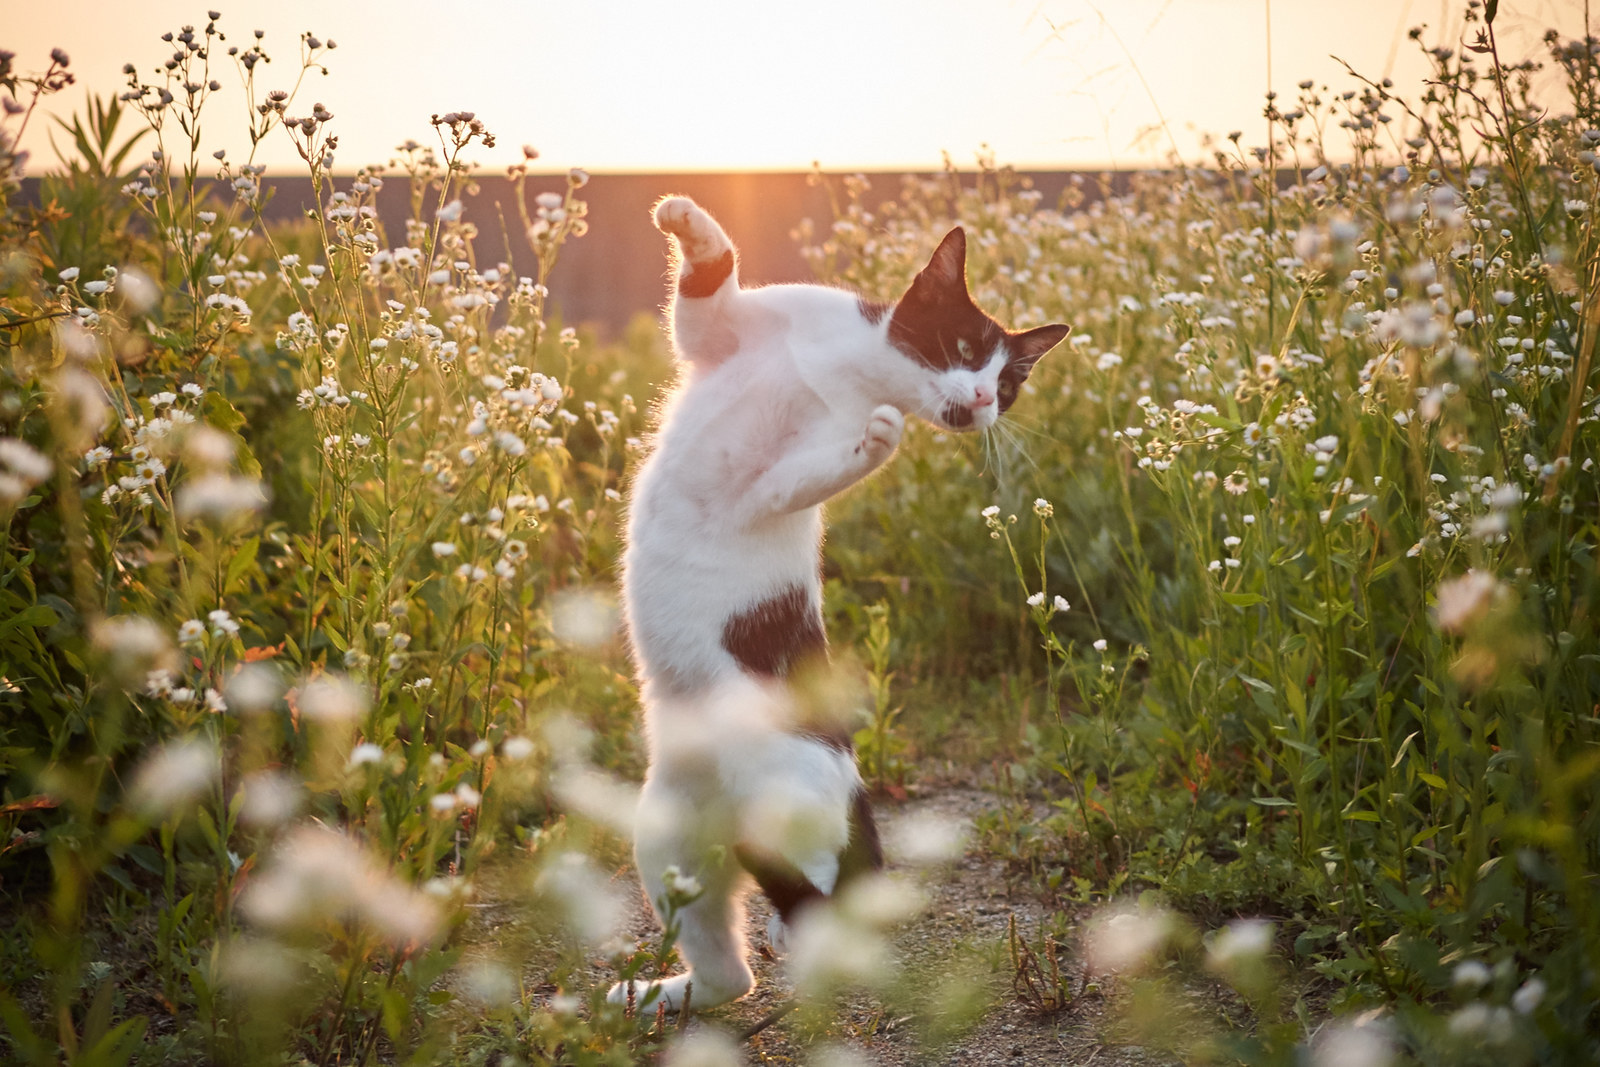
[611,196,1068,1012]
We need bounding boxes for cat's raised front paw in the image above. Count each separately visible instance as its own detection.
[652,196,698,237]
[653,196,727,257]
[858,405,904,465]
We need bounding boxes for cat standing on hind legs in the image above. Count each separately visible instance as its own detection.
[611,195,1069,1013]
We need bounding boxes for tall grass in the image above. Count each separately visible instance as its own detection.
[0,17,681,1065]
[805,11,1600,1061]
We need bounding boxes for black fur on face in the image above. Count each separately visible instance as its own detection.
[887,227,1070,414]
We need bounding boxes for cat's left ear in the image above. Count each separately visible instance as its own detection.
[904,227,968,300]
[1009,323,1072,370]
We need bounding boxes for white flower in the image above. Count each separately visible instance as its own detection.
[0,438,53,483]
[1311,1017,1396,1067]
[59,267,81,282]
[1093,638,1108,653]
[297,675,368,723]
[1053,595,1070,613]
[502,736,535,761]
[1032,497,1053,518]
[1085,903,1176,974]
[236,770,302,828]
[1434,571,1505,633]
[1026,591,1046,608]
[1208,919,1274,967]
[177,619,206,645]
[1452,959,1492,991]
[128,737,220,816]
[349,742,385,767]
[1512,976,1545,1014]
[176,473,268,521]
[431,541,457,558]
[239,824,443,947]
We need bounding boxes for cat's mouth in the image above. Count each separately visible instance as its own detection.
[937,401,996,432]
[938,403,974,430]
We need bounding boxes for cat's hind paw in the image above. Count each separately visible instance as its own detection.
[607,975,684,1016]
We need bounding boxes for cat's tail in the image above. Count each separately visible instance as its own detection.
[654,195,738,300]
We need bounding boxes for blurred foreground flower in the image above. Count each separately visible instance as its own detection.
[1084,902,1177,975]
[176,472,268,521]
[127,736,220,817]
[294,674,368,723]
[536,851,624,946]
[240,824,444,948]
[1311,1014,1396,1067]
[663,1028,745,1067]
[883,810,968,866]
[1433,570,1506,633]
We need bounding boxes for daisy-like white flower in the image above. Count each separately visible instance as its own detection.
[1224,470,1250,495]
[1026,591,1046,608]
[177,619,206,644]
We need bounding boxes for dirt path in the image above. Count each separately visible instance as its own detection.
[606,783,1175,1066]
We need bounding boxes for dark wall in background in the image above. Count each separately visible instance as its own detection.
[22,170,1114,336]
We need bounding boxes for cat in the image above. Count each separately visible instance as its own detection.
[610,196,1068,1013]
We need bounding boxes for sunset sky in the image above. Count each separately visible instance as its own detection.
[6,0,1585,175]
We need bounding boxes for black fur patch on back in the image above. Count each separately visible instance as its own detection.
[838,786,884,886]
[677,248,735,298]
[734,845,824,923]
[721,585,826,679]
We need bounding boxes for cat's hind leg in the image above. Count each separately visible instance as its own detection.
[607,781,754,1014]
[737,774,884,957]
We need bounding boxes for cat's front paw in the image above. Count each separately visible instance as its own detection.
[652,196,699,237]
[857,405,904,466]
[653,196,727,260]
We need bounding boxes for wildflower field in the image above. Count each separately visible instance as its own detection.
[2,7,1599,1065]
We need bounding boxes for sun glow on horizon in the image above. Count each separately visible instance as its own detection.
[5,0,1583,177]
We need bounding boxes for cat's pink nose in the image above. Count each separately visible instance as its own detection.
[973,386,996,408]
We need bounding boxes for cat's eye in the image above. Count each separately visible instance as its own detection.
[998,380,1017,402]
[957,339,973,360]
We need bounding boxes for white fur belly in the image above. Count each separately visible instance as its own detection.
[622,465,822,694]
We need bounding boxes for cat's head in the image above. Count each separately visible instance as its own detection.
[887,227,1070,432]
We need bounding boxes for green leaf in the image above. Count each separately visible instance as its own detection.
[1253,797,1295,807]
[1343,810,1380,822]
[0,603,59,639]
[1418,772,1447,789]
[225,536,261,594]
[1219,591,1266,607]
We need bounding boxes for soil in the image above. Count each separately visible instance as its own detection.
[595,778,1179,1067]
